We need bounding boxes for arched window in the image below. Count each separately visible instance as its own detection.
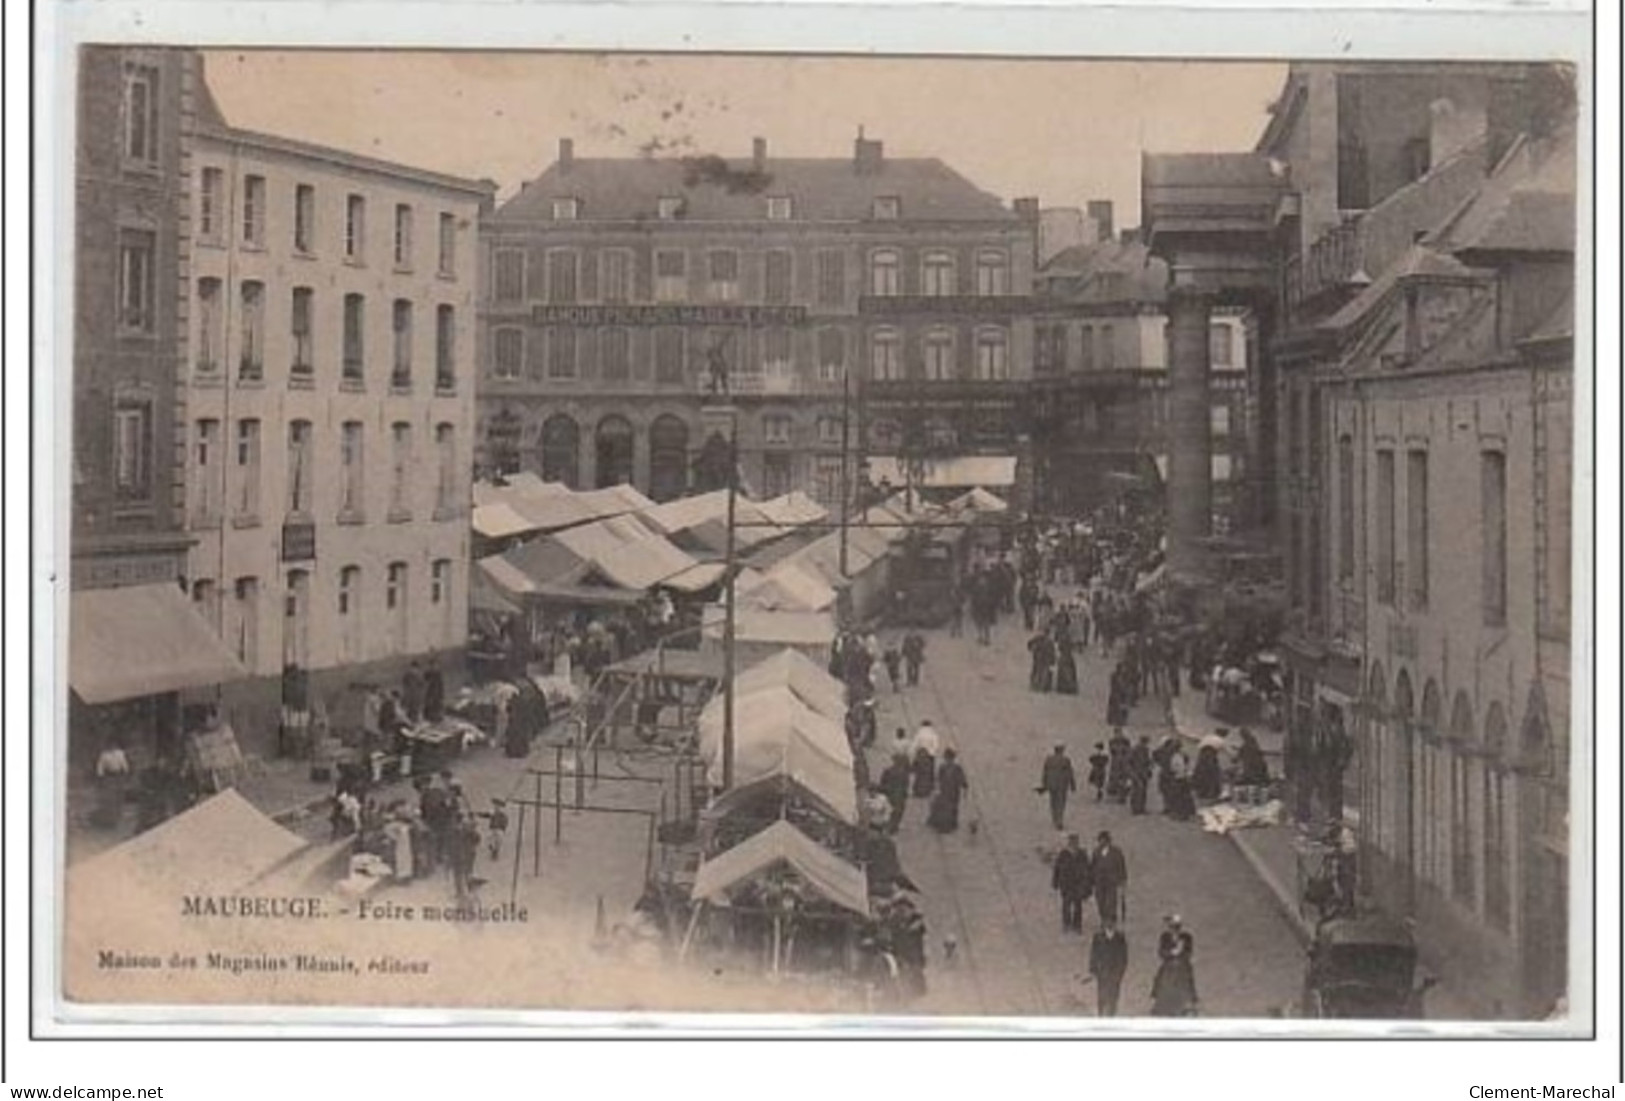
[595,415,635,488]
[540,414,580,487]
[870,329,902,381]
[648,415,690,502]
[974,327,1009,380]
[923,327,955,381]
[869,250,900,297]
[975,249,1010,295]
[921,251,956,297]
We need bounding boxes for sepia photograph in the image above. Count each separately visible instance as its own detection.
[48,36,1588,1033]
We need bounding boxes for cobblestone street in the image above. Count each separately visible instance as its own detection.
[859,595,1307,1018]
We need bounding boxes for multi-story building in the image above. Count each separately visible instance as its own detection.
[68,47,244,771]
[477,135,1037,510]
[182,75,493,735]
[1148,61,1575,1017]
[1031,217,1253,522]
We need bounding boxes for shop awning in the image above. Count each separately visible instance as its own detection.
[692,820,869,917]
[70,583,248,705]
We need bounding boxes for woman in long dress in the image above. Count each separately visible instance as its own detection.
[1151,918,1199,1016]
[1191,745,1224,802]
[928,749,969,833]
[1053,636,1080,696]
[911,745,937,799]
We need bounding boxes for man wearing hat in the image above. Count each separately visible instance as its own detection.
[1092,830,1129,925]
[1038,744,1078,831]
[1051,833,1094,934]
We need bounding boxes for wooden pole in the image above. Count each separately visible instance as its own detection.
[509,803,526,905]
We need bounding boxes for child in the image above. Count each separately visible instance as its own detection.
[484,798,509,861]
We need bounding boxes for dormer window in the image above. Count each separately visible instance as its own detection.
[766,196,793,221]
[552,197,580,221]
[872,196,901,221]
[657,196,684,220]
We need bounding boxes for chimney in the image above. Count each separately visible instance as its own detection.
[854,129,884,176]
[1012,197,1039,222]
[558,137,575,173]
[753,137,767,172]
[1086,200,1115,244]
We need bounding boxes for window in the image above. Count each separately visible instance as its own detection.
[1408,449,1430,610]
[655,250,687,302]
[707,251,740,302]
[601,327,631,381]
[435,305,455,390]
[339,421,364,517]
[1483,755,1509,928]
[766,196,793,221]
[924,328,955,381]
[552,197,579,221]
[602,249,633,304]
[1482,451,1507,626]
[195,278,223,373]
[1337,435,1355,582]
[290,287,314,377]
[493,248,525,301]
[655,327,686,383]
[284,419,314,516]
[763,328,792,377]
[233,418,261,520]
[198,168,223,241]
[974,327,1009,380]
[431,558,452,605]
[764,414,792,446]
[546,326,577,379]
[122,64,159,164]
[975,250,1010,296]
[392,203,414,267]
[293,184,316,253]
[816,250,846,307]
[344,194,366,261]
[547,249,579,304]
[438,212,457,276]
[1097,324,1116,370]
[435,423,456,514]
[386,562,409,649]
[762,453,793,498]
[764,251,793,305]
[657,196,684,220]
[816,416,843,446]
[386,299,412,388]
[872,196,901,220]
[336,566,362,660]
[1034,324,1065,376]
[238,281,264,381]
[869,250,900,297]
[389,422,412,518]
[338,566,360,617]
[1079,325,1095,370]
[235,174,264,246]
[1375,450,1396,605]
[870,329,901,381]
[117,229,156,332]
[111,398,152,502]
[813,455,844,508]
[492,327,522,380]
[922,251,956,297]
[1211,404,1231,436]
[816,327,845,383]
[193,417,220,522]
[232,577,259,668]
[190,579,216,625]
[1450,750,1474,903]
[1209,323,1233,367]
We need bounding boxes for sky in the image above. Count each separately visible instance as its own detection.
[202,51,1287,226]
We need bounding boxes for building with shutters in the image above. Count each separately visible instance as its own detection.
[476,135,1038,509]
[180,70,493,735]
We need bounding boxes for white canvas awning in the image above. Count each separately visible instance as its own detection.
[691,820,869,916]
[70,584,248,705]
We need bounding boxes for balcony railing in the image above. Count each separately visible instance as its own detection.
[1286,218,1364,313]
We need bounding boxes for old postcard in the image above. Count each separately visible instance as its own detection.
[49,32,1590,1031]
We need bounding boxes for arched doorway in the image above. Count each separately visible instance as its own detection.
[1418,680,1443,890]
[1448,692,1477,907]
[1363,662,1388,864]
[1518,685,1567,1015]
[1482,703,1512,931]
[692,432,732,494]
[540,414,580,487]
[595,415,635,488]
[648,415,690,502]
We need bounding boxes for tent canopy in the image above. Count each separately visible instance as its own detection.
[696,690,855,822]
[737,562,838,613]
[756,491,829,527]
[947,486,1010,514]
[68,790,306,897]
[70,583,248,705]
[691,820,870,916]
[730,648,848,723]
[701,605,837,649]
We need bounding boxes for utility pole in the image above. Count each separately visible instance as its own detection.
[721,405,738,790]
[839,365,851,577]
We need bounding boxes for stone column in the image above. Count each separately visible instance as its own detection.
[1166,288,1214,578]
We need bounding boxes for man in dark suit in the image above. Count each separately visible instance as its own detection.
[1089,918,1129,1016]
[1051,833,1093,933]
